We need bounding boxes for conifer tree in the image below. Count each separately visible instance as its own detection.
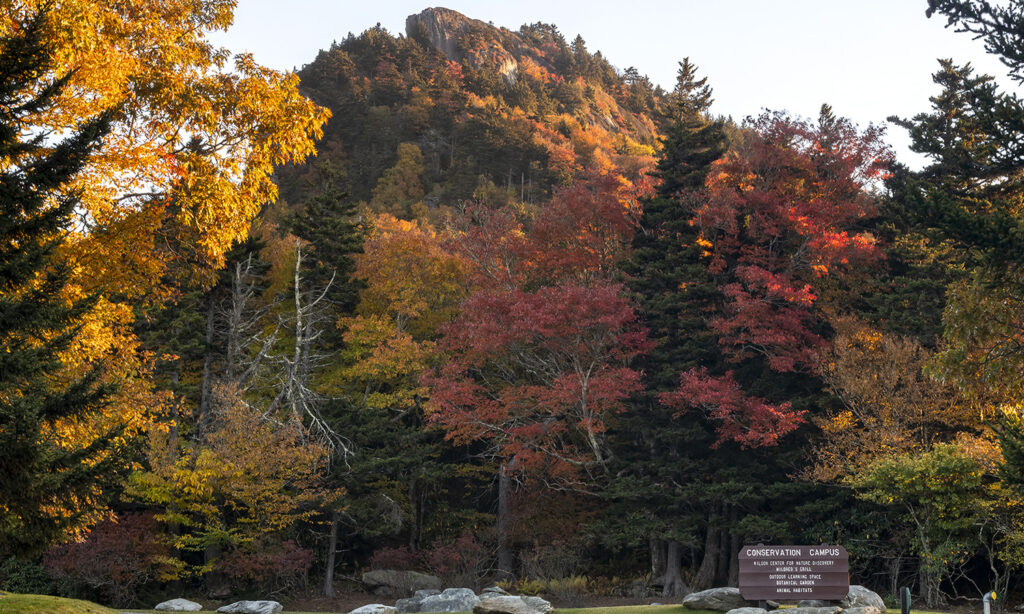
[610,58,728,596]
[0,9,120,556]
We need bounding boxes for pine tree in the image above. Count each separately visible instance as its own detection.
[0,9,120,556]
[609,58,729,596]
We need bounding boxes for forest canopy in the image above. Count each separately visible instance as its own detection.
[2,1,1024,611]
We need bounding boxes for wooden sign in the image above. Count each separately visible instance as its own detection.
[738,545,849,601]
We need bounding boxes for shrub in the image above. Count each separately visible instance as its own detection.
[42,512,176,607]
[369,545,419,571]
[217,538,313,595]
[0,558,53,595]
[421,531,488,588]
[370,531,490,588]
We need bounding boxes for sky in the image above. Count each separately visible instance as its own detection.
[210,0,1019,167]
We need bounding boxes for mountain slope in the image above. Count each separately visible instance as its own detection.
[278,7,666,212]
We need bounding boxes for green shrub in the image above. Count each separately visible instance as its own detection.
[0,557,54,595]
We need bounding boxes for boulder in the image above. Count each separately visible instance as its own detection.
[480,587,510,597]
[519,596,552,614]
[841,586,885,612]
[362,569,443,596]
[725,608,768,614]
[797,601,831,608]
[683,588,756,612]
[420,588,480,613]
[474,596,543,614]
[216,601,283,614]
[155,599,203,612]
[416,590,443,599]
[844,608,882,614]
[785,608,841,614]
[351,605,398,614]
[397,597,423,613]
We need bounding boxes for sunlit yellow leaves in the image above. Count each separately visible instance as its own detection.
[130,383,338,557]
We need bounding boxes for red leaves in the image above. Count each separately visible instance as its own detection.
[660,368,805,448]
[424,282,649,477]
[699,111,889,372]
[662,109,890,447]
[527,172,642,282]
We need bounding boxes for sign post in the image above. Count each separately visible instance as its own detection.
[738,545,849,601]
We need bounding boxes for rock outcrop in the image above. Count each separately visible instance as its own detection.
[405,8,519,85]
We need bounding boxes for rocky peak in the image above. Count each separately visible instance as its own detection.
[406,7,519,84]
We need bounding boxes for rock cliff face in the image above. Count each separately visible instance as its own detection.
[406,7,519,84]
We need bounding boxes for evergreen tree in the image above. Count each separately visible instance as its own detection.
[0,9,120,556]
[608,58,729,596]
[888,58,1024,401]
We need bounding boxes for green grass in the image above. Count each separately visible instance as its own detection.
[556,606,702,614]
[0,593,120,614]
[0,595,956,614]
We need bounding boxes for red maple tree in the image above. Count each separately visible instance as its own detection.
[662,107,892,447]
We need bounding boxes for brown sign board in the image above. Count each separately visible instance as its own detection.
[738,545,849,601]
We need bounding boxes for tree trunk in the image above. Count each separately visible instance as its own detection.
[728,526,741,587]
[408,477,419,551]
[496,463,513,580]
[691,508,720,591]
[716,502,730,586]
[662,539,690,597]
[323,509,340,598]
[650,537,666,580]
[919,560,942,608]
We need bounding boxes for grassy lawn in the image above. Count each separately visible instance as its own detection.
[0,593,120,614]
[0,595,952,614]
[556,606,698,614]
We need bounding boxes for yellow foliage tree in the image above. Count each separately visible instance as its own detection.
[337,213,468,410]
[0,1,329,539]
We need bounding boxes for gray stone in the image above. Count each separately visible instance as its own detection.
[155,599,203,612]
[797,601,831,608]
[480,587,510,597]
[416,590,443,599]
[844,608,882,614]
[397,597,423,613]
[362,570,444,596]
[474,596,542,614]
[216,601,283,614]
[786,608,841,614]
[519,596,552,614]
[841,586,885,612]
[351,605,398,614]
[420,588,480,613]
[725,608,768,614]
[683,588,756,612]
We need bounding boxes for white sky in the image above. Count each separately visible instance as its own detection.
[210,1,1020,168]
